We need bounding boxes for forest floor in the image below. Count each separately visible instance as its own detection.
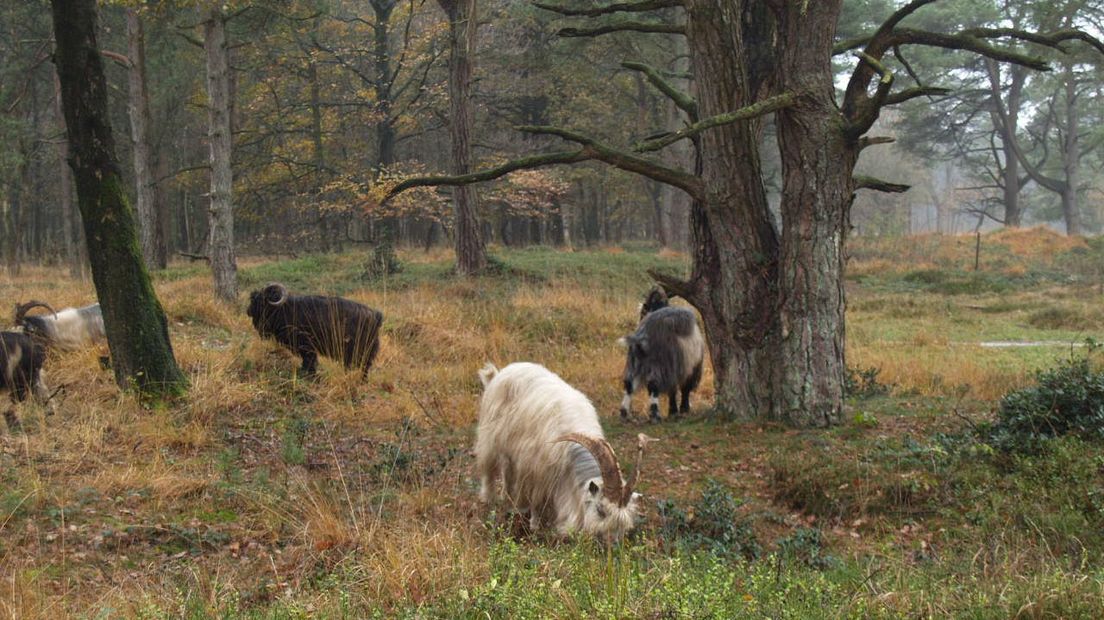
[1,228,1103,618]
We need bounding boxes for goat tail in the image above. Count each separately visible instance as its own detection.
[478,363,499,388]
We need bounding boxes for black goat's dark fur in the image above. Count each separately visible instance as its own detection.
[247,283,384,377]
[639,286,669,320]
[621,288,705,423]
[0,331,52,430]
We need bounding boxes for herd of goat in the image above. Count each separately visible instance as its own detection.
[1,282,704,540]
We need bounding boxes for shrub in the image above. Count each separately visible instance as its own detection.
[776,527,837,570]
[845,365,889,399]
[983,343,1104,454]
[657,479,760,561]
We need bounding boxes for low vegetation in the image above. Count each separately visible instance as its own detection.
[0,230,1102,617]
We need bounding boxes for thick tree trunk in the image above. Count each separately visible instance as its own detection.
[438,0,487,274]
[676,1,782,420]
[126,8,166,269]
[774,2,850,427]
[50,0,185,394]
[203,7,238,302]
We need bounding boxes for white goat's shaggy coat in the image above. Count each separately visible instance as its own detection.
[20,304,106,351]
[474,362,640,539]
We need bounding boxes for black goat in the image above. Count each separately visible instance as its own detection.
[620,287,705,423]
[0,331,54,430]
[247,283,384,377]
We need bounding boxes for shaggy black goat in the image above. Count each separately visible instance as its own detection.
[0,331,54,430]
[620,287,705,423]
[247,283,384,377]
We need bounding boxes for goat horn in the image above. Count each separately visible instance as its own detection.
[265,282,289,306]
[14,300,57,325]
[554,433,624,505]
[620,433,658,506]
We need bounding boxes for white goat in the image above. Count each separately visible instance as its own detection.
[474,362,652,540]
[14,301,106,351]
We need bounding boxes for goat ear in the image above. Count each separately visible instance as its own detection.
[588,480,600,496]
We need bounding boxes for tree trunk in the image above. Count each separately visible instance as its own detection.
[53,72,82,277]
[126,8,166,269]
[50,0,186,394]
[988,64,1026,228]
[675,1,782,420]
[1061,68,1082,236]
[438,0,487,274]
[203,7,238,302]
[774,3,851,427]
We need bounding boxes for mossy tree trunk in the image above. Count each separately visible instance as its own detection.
[50,0,186,395]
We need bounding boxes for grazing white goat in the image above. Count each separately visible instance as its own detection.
[14,301,106,351]
[474,362,652,540]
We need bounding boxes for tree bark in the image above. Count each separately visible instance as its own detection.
[1060,65,1082,236]
[53,72,82,277]
[202,6,238,302]
[50,0,186,394]
[438,0,487,274]
[676,1,782,421]
[126,8,166,269]
[774,2,851,427]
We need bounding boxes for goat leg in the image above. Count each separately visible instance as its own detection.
[3,408,19,432]
[646,381,661,423]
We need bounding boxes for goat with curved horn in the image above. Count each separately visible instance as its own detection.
[555,433,625,505]
[247,282,383,378]
[263,283,289,306]
[475,362,646,540]
[13,301,58,325]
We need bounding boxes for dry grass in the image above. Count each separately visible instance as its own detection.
[0,237,1099,616]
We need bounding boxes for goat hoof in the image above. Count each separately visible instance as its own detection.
[648,413,662,424]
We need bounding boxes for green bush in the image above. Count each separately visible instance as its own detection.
[657,479,761,561]
[776,527,837,570]
[983,343,1104,454]
[845,365,890,399]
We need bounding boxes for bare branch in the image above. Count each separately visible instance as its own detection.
[386,126,704,203]
[100,50,131,68]
[559,21,684,37]
[962,27,1104,56]
[534,0,682,17]
[855,176,910,193]
[859,136,895,150]
[872,29,1052,70]
[648,268,695,301]
[622,61,697,118]
[634,91,796,153]
[843,52,896,137]
[884,85,952,106]
[384,150,590,199]
[518,125,703,195]
[833,0,940,56]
